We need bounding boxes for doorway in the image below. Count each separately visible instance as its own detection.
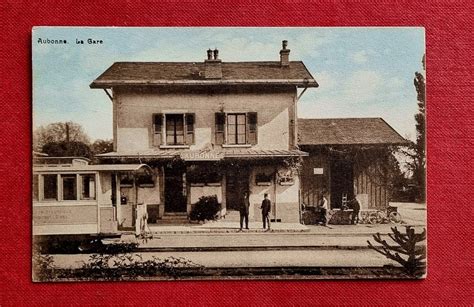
[226,166,250,211]
[164,166,187,213]
[330,160,354,209]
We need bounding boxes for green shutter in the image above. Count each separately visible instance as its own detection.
[153,113,163,146]
[185,113,195,145]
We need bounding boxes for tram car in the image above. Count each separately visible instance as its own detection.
[32,156,154,245]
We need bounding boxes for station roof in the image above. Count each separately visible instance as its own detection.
[90,61,318,88]
[298,118,410,146]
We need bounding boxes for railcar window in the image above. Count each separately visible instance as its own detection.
[62,175,77,200]
[33,175,39,201]
[43,174,57,200]
[80,174,96,200]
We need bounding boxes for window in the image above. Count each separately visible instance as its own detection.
[43,174,57,200]
[227,113,246,145]
[153,113,196,146]
[187,165,222,186]
[80,174,96,200]
[62,175,77,200]
[137,174,154,187]
[215,112,258,145]
[256,173,273,185]
[166,114,185,145]
[120,176,134,187]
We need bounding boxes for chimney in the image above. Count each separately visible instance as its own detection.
[204,48,222,79]
[280,40,290,67]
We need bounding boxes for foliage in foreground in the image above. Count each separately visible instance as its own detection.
[368,226,426,278]
[33,247,203,281]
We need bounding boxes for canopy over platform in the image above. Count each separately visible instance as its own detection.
[96,149,308,161]
[298,118,410,146]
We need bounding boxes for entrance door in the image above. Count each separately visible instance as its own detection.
[226,166,250,211]
[164,166,187,212]
[330,160,354,209]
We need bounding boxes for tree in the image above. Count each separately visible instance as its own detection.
[33,122,91,152]
[403,56,426,202]
[91,139,113,155]
[42,141,92,159]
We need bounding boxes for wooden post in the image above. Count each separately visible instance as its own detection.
[115,173,122,224]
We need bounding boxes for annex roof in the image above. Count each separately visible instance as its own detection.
[90,61,318,88]
[298,118,410,146]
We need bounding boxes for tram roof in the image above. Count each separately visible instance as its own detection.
[33,163,152,173]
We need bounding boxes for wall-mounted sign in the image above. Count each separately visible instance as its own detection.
[313,168,324,175]
[180,150,224,161]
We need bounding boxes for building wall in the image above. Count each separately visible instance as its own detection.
[353,162,390,210]
[249,165,300,223]
[114,87,295,152]
[189,185,223,204]
[300,152,331,207]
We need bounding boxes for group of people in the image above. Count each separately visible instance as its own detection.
[238,192,272,231]
[238,191,361,230]
[316,192,361,226]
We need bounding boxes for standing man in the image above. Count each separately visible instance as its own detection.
[239,191,250,231]
[349,197,360,225]
[319,192,329,226]
[260,193,271,231]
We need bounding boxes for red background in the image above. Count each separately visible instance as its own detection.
[1,1,473,305]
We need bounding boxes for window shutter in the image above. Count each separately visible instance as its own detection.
[247,112,258,145]
[185,113,195,145]
[153,113,163,146]
[215,112,225,145]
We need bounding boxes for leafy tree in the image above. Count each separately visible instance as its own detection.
[33,121,90,151]
[91,139,113,155]
[402,56,426,202]
[42,141,92,159]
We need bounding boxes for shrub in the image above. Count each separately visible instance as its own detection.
[189,195,221,221]
[32,242,203,281]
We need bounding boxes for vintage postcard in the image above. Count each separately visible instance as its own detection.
[32,27,426,281]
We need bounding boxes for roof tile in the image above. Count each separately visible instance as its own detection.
[91,61,317,88]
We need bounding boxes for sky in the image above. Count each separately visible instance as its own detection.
[33,27,425,141]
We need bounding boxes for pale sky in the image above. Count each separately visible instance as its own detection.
[33,27,425,141]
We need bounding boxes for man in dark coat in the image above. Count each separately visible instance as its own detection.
[349,197,360,225]
[239,191,250,231]
[260,193,271,230]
